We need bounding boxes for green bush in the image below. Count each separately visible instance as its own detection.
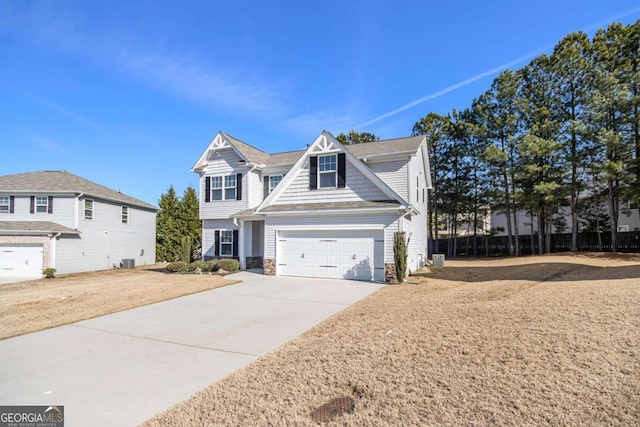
[203,260,219,272]
[166,261,188,273]
[189,261,206,272]
[43,268,56,279]
[217,259,239,272]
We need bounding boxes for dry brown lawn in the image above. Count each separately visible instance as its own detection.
[0,265,237,340]
[144,253,640,426]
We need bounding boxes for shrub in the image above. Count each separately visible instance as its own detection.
[203,260,219,272]
[217,259,240,272]
[393,231,409,283]
[166,261,188,273]
[189,261,207,272]
[43,268,56,279]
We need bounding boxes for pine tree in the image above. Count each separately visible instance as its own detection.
[179,185,202,262]
[156,186,181,262]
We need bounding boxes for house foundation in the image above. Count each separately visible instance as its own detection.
[263,258,276,276]
[385,263,397,283]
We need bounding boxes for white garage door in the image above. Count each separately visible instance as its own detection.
[278,230,384,281]
[0,245,44,278]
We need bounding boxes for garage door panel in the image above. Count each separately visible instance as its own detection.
[278,230,381,281]
[0,245,44,278]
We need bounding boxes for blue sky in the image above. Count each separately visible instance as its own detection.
[1,1,639,206]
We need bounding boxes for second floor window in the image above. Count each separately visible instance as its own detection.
[84,199,94,219]
[206,174,242,202]
[0,196,9,213]
[211,176,223,200]
[319,155,337,188]
[269,175,283,193]
[35,196,48,213]
[224,175,236,200]
[122,206,129,224]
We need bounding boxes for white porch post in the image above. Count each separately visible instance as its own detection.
[238,220,246,270]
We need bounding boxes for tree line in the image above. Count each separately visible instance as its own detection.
[411,20,640,255]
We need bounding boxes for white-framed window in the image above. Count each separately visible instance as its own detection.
[121,206,129,224]
[318,154,337,188]
[35,196,48,213]
[211,176,223,200]
[618,225,629,232]
[84,199,94,219]
[0,196,9,214]
[224,174,236,200]
[269,175,283,193]
[220,230,233,256]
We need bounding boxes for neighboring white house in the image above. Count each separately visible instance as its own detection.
[0,171,157,278]
[192,131,432,282]
[491,202,640,236]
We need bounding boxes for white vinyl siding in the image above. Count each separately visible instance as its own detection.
[199,148,247,219]
[55,199,156,274]
[368,158,409,201]
[202,219,237,258]
[249,170,263,209]
[6,195,76,228]
[274,160,388,205]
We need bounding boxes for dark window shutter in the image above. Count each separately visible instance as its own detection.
[263,175,270,198]
[214,230,220,256]
[9,196,14,214]
[337,153,346,188]
[236,173,242,200]
[205,177,211,202]
[30,196,34,214]
[48,196,54,214]
[232,230,239,258]
[309,156,318,190]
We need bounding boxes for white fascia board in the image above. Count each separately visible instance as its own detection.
[191,132,251,171]
[261,206,405,216]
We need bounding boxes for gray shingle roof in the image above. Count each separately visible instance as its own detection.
[246,135,425,167]
[0,171,157,210]
[0,221,80,234]
[222,132,272,165]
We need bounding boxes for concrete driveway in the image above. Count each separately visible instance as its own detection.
[0,272,383,426]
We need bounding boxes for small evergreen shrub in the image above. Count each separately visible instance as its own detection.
[217,259,240,272]
[166,261,187,273]
[393,232,409,283]
[43,268,56,279]
[203,260,219,272]
[189,261,207,272]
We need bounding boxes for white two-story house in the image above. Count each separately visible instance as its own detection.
[0,171,157,278]
[192,131,431,282]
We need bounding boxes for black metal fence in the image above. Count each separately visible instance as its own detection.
[433,231,640,257]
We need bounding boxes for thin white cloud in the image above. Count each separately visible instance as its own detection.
[3,85,104,130]
[27,132,67,155]
[353,6,640,130]
[121,47,290,119]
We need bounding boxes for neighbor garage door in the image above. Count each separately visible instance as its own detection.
[277,230,384,281]
[0,245,44,278]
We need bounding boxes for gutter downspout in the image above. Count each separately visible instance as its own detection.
[75,193,84,230]
[51,232,62,269]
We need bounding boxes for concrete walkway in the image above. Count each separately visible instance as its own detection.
[0,272,383,426]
